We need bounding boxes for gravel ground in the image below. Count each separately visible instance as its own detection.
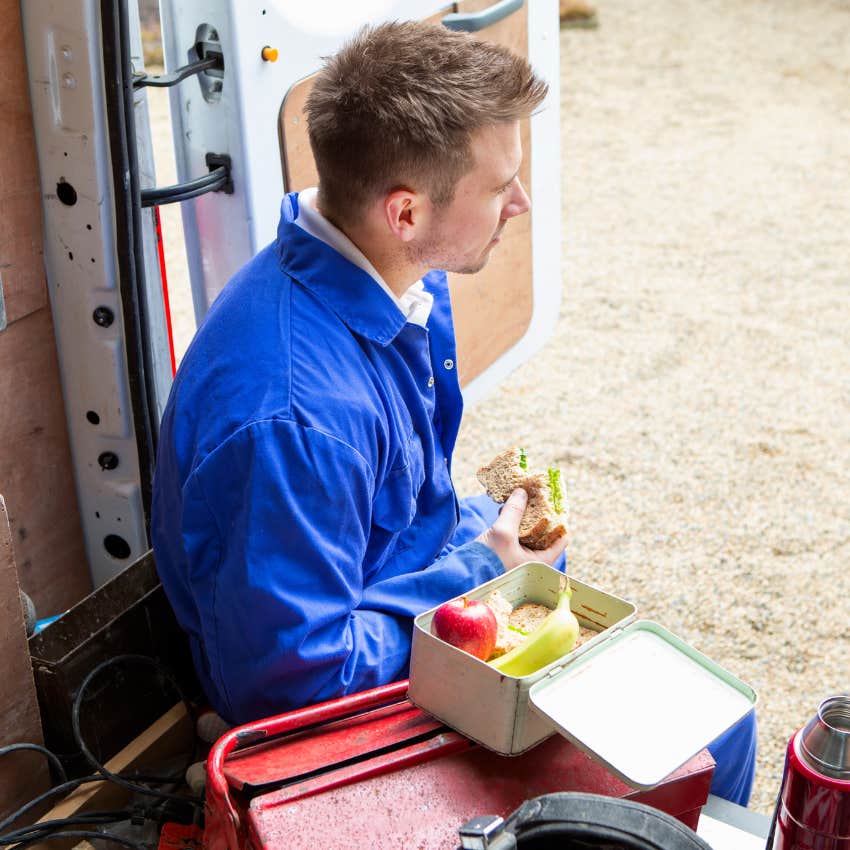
[151,0,850,817]
[452,0,850,816]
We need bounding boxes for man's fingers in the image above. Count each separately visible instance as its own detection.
[494,488,528,532]
[477,489,570,572]
[536,530,569,562]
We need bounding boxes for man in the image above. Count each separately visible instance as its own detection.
[152,21,562,727]
[152,20,757,807]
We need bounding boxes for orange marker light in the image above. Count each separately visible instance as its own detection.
[261,45,278,62]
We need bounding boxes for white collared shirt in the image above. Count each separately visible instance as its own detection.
[294,187,433,328]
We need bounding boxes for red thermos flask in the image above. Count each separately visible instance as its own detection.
[768,695,850,849]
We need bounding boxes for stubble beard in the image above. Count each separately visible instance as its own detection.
[407,225,501,276]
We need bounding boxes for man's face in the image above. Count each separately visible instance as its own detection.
[411,121,530,275]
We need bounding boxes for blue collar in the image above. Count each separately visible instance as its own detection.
[276,193,408,346]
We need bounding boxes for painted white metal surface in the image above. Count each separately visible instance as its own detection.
[698,810,770,850]
[529,622,757,789]
[697,795,772,849]
[22,0,149,586]
[158,0,561,404]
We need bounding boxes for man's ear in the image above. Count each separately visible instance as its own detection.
[383,189,426,243]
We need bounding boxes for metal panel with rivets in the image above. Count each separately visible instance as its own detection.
[20,0,171,586]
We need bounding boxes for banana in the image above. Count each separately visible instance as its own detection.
[489,579,580,677]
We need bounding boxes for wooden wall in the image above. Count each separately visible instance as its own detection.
[0,500,48,818]
[0,0,93,818]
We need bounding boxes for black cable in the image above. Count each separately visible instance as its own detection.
[8,829,146,850]
[129,771,187,784]
[1,655,201,847]
[101,0,158,511]
[3,811,126,834]
[1,811,132,845]
[0,766,185,836]
[71,654,202,808]
[0,744,67,785]
[140,167,229,207]
[145,177,229,206]
[3,816,126,842]
[0,776,101,835]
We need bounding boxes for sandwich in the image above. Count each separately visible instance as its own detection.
[476,446,568,550]
[484,588,554,658]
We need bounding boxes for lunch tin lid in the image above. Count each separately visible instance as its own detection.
[529,620,757,790]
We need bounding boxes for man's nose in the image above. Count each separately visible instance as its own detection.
[503,178,531,219]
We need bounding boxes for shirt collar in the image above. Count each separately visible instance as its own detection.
[277,192,407,346]
[292,188,434,330]
[294,187,400,306]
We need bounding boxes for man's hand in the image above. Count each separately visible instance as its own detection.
[476,488,568,571]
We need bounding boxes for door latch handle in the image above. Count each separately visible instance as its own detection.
[133,54,221,89]
[442,0,524,32]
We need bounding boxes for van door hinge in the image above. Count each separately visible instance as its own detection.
[132,54,220,89]
[133,28,224,90]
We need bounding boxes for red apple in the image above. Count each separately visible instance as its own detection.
[431,597,498,661]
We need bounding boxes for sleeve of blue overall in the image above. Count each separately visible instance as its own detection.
[706,710,758,806]
[442,493,567,573]
[182,419,504,725]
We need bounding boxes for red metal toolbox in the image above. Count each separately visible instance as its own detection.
[204,681,714,850]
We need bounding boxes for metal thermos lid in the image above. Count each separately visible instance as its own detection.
[798,695,850,780]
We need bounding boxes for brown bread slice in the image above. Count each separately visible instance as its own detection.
[475,446,526,502]
[476,446,568,550]
[484,590,553,658]
[516,472,568,549]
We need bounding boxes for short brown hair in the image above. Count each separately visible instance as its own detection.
[305,20,548,226]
